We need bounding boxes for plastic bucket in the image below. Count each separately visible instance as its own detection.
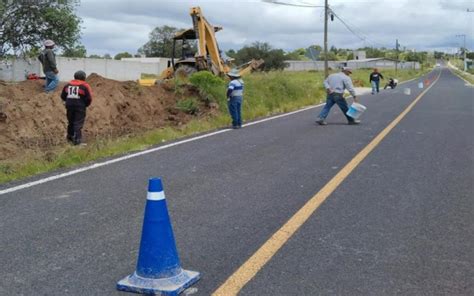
[418,82,423,89]
[404,88,411,95]
[346,102,367,119]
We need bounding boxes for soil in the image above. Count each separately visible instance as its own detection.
[0,74,217,161]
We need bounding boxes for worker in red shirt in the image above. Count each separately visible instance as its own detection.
[60,71,93,145]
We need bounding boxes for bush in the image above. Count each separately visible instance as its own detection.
[176,97,199,114]
[189,71,226,103]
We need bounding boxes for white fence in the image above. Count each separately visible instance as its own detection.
[0,57,170,82]
[284,60,420,71]
[0,57,422,81]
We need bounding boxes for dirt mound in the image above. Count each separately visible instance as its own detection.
[0,74,217,161]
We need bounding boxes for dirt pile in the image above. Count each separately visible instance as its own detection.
[0,74,217,161]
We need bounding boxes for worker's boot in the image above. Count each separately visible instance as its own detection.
[348,120,361,125]
[316,119,327,125]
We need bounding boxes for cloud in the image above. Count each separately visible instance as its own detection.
[75,0,473,56]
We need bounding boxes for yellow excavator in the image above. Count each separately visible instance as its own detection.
[139,7,263,85]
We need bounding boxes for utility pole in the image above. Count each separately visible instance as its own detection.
[324,0,329,78]
[395,39,399,75]
[456,34,467,71]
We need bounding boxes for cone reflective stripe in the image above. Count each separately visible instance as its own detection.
[117,178,200,295]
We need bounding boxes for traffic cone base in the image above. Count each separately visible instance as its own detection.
[117,269,200,296]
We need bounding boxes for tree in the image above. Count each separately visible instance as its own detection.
[405,51,428,63]
[103,53,112,59]
[0,1,82,57]
[284,48,307,60]
[138,25,181,58]
[233,42,287,71]
[318,51,338,61]
[114,52,133,60]
[88,54,103,59]
[226,49,237,58]
[62,44,87,58]
[358,47,385,58]
[434,51,445,59]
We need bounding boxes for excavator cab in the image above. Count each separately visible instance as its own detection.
[159,7,263,81]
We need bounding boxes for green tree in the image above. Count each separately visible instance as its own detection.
[138,25,181,57]
[226,49,237,58]
[233,42,287,71]
[103,53,112,59]
[404,51,428,63]
[434,51,445,59]
[358,47,385,58]
[114,52,133,60]
[318,51,338,61]
[62,44,87,58]
[88,54,103,59]
[0,1,82,57]
[284,48,307,60]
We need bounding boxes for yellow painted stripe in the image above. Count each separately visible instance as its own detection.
[212,71,441,296]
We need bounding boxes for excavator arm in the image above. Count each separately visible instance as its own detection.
[190,7,230,75]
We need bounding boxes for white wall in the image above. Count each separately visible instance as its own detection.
[284,60,420,71]
[284,61,341,71]
[0,57,170,82]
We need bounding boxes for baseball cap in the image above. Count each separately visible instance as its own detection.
[342,66,352,73]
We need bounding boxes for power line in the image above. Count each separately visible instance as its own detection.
[262,0,389,48]
[328,8,387,48]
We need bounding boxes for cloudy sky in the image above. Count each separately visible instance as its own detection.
[76,0,474,56]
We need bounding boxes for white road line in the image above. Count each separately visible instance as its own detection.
[0,103,324,195]
[0,73,427,196]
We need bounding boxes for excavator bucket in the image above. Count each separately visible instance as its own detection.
[236,59,265,76]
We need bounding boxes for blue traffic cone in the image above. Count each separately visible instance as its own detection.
[117,178,200,295]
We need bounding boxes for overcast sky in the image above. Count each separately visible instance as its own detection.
[76,0,474,56]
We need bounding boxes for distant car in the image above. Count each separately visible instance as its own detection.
[436,63,441,67]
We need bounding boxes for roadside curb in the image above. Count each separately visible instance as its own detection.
[447,62,473,86]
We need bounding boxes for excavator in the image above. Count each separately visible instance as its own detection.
[139,7,263,85]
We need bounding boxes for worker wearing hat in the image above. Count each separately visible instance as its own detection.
[38,39,59,92]
[226,69,244,129]
[60,70,93,145]
[316,67,360,125]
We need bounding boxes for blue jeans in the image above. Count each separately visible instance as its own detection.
[371,80,380,93]
[44,71,59,92]
[318,93,354,122]
[228,97,242,127]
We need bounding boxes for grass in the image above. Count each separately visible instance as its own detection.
[0,68,429,184]
[448,58,474,84]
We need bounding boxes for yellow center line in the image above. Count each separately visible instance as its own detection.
[212,71,442,296]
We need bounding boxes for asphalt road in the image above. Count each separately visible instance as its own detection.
[0,67,472,296]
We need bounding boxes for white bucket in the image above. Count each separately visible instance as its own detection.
[404,88,411,95]
[346,102,367,119]
[418,82,423,89]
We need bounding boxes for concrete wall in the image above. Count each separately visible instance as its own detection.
[345,60,420,70]
[284,61,341,71]
[284,60,420,71]
[0,57,170,82]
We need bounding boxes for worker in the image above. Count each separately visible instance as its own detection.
[316,67,360,125]
[369,68,384,94]
[384,78,398,89]
[38,39,59,92]
[226,69,244,129]
[60,71,93,145]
